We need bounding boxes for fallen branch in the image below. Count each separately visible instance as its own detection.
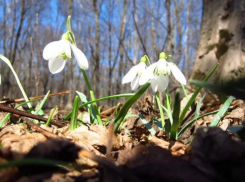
[22,117,59,138]
[0,104,64,127]
[0,90,70,104]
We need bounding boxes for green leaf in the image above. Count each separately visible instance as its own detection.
[170,91,181,140]
[139,114,156,135]
[209,96,235,127]
[161,104,173,134]
[70,96,79,131]
[64,93,134,120]
[0,55,32,109]
[179,63,219,123]
[0,158,72,169]
[177,110,219,138]
[76,91,97,124]
[33,90,50,116]
[114,82,150,132]
[46,106,57,126]
[194,93,207,119]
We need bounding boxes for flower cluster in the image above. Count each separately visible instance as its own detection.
[123,52,186,92]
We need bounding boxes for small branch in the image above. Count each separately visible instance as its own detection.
[0,105,64,127]
[22,117,59,138]
[0,90,70,104]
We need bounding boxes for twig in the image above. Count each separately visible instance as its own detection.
[0,104,64,127]
[106,122,114,158]
[22,116,58,138]
[0,90,70,104]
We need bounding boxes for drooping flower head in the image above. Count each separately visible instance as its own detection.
[43,19,88,74]
[139,52,186,92]
[122,56,147,90]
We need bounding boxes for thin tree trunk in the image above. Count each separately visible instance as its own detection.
[93,0,101,97]
[11,0,25,65]
[117,0,127,97]
[164,0,174,56]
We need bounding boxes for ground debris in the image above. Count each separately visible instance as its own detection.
[190,127,245,182]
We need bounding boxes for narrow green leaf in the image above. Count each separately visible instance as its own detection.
[15,98,41,109]
[46,106,57,126]
[64,93,134,120]
[0,158,71,169]
[139,114,156,135]
[0,113,11,128]
[76,91,97,124]
[70,96,79,131]
[161,104,173,134]
[33,90,50,115]
[0,55,32,109]
[177,110,219,138]
[194,93,206,119]
[156,92,165,129]
[114,82,151,132]
[170,91,181,140]
[209,96,235,127]
[179,63,219,122]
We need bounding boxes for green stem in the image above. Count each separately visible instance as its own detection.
[156,91,165,129]
[165,90,171,112]
[181,84,188,98]
[144,55,151,65]
[81,69,102,125]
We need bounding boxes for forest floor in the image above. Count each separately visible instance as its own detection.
[0,93,245,182]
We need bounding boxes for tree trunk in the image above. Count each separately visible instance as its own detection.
[191,0,245,83]
[92,0,101,97]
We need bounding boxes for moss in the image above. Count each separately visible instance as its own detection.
[192,70,207,81]
[206,44,217,52]
[230,67,245,80]
[219,29,233,42]
[215,29,233,59]
[216,44,228,59]
[204,29,234,59]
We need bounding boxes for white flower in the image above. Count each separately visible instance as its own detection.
[43,39,88,74]
[122,62,147,90]
[139,58,186,92]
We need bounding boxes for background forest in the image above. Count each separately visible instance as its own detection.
[0,0,202,107]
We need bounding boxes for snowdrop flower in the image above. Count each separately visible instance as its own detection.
[43,33,88,74]
[139,52,186,92]
[122,56,147,90]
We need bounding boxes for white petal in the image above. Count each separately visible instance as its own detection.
[150,76,159,92]
[131,75,140,90]
[43,40,64,60]
[138,62,147,72]
[168,62,187,85]
[61,39,71,58]
[70,44,89,70]
[139,62,158,85]
[158,59,168,70]
[48,58,67,74]
[122,64,140,84]
[158,75,169,92]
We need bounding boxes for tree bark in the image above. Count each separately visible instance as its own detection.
[191,0,245,83]
[92,0,101,97]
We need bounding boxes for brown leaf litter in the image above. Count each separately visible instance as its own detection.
[0,97,245,181]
